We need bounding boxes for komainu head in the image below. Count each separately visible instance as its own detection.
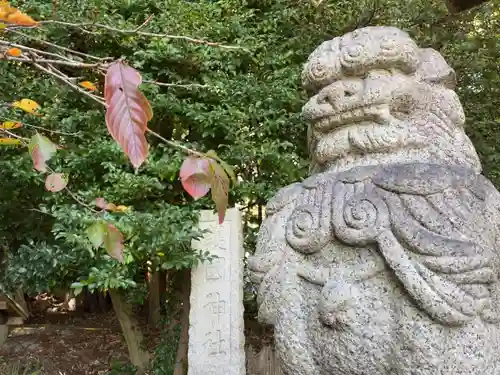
[301,26,481,174]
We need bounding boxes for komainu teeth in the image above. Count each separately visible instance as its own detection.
[313,104,388,130]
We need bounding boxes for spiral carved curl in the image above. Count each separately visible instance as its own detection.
[332,182,390,246]
[285,204,332,254]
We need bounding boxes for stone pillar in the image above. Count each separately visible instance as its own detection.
[188,208,246,375]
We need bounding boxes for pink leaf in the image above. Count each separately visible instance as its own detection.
[104,61,152,170]
[94,198,120,211]
[44,173,68,192]
[179,156,212,199]
[95,198,108,209]
[31,146,46,172]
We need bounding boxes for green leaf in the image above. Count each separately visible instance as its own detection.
[86,221,107,248]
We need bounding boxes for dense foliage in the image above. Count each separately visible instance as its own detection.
[0,0,498,371]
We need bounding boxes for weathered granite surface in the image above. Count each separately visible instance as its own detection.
[248,26,500,375]
[188,208,245,375]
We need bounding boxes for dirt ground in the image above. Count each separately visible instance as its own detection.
[0,295,271,375]
[0,310,133,374]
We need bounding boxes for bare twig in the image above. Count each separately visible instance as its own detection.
[28,208,56,217]
[32,64,208,156]
[3,47,210,91]
[134,15,154,32]
[0,39,74,61]
[0,116,81,136]
[44,165,100,213]
[45,63,73,79]
[63,186,99,213]
[143,80,209,89]
[33,62,107,106]
[340,0,380,34]
[47,62,93,87]
[146,128,205,157]
[0,128,29,142]
[6,29,112,61]
[37,20,246,50]
[358,0,379,28]
[2,55,105,68]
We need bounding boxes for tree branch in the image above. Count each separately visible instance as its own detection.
[0,128,29,142]
[36,20,248,51]
[2,55,106,68]
[32,62,107,106]
[0,39,75,61]
[2,25,212,157]
[145,128,205,158]
[29,63,209,157]
[134,15,154,32]
[358,0,380,28]
[143,80,209,89]
[0,116,81,136]
[339,0,380,35]
[6,29,113,61]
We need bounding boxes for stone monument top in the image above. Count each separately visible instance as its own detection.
[248,26,500,375]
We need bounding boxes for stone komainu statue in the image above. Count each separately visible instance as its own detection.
[247,26,500,375]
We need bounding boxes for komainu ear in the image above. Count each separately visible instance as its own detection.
[416,48,456,89]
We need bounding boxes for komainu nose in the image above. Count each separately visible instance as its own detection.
[316,81,363,108]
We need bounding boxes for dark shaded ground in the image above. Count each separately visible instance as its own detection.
[0,311,131,374]
[0,295,272,374]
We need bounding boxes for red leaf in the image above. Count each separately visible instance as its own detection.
[45,173,68,192]
[104,224,124,263]
[183,174,212,199]
[31,146,46,172]
[104,61,152,170]
[179,156,212,199]
[180,156,230,222]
